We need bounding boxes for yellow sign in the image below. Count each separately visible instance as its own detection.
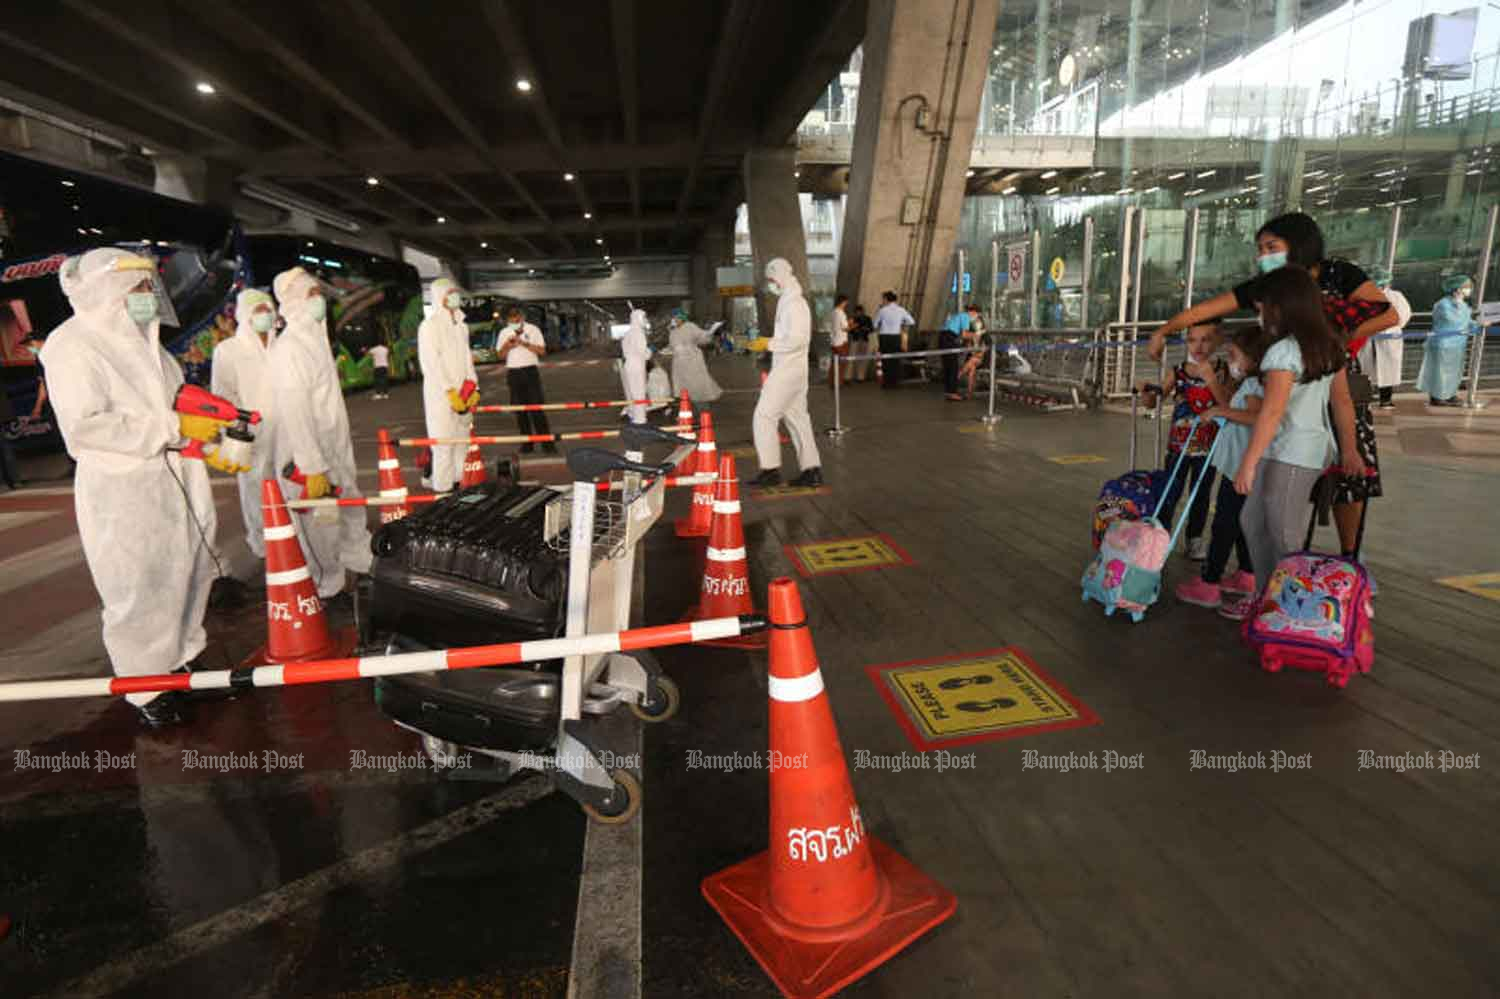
[719,285,755,297]
[753,484,831,500]
[788,535,912,577]
[1047,454,1107,465]
[1435,572,1500,603]
[869,649,1097,749]
[1049,257,1066,282]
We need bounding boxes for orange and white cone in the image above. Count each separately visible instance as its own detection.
[375,428,409,523]
[460,435,488,488]
[674,411,718,538]
[685,455,766,648]
[243,479,358,666]
[701,578,956,999]
[677,390,696,441]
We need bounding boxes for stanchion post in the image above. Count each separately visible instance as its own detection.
[827,352,848,437]
[980,338,1001,425]
[1463,203,1497,409]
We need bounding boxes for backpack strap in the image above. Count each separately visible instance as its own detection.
[1151,414,1200,521]
[1164,417,1227,554]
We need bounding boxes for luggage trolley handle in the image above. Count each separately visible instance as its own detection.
[565,446,672,484]
[619,422,693,452]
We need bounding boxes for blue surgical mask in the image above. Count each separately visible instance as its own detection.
[306,297,327,321]
[251,311,275,334]
[766,281,783,297]
[125,291,158,325]
[1256,251,1288,274]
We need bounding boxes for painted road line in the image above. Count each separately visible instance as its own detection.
[1434,572,1500,603]
[1047,454,1107,465]
[48,776,555,999]
[0,510,56,531]
[750,484,832,501]
[0,534,84,597]
[866,647,1099,751]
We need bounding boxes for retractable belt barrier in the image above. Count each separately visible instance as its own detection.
[473,397,672,414]
[0,616,768,703]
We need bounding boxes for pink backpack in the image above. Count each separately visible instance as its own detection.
[1242,494,1375,689]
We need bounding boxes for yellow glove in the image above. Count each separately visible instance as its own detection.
[179,413,225,443]
[446,388,468,413]
[463,388,481,412]
[747,337,771,353]
[202,446,251,475]
[304,472,333,499]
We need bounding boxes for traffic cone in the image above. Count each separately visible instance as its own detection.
[243,479,358,666]
[701,578,956,999]
[375,428,409,524]
[674,412,718,538]
[677,390,696,441]
[460,435,487,488]
[685,455,766,649]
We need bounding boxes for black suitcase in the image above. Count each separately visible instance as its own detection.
[368,482,566,649]
[374,666,560,753]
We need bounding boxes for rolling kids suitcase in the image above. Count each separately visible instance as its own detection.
[1092,388,1171,549]
[1242,480,1373,688]
[1083,416,1224,622]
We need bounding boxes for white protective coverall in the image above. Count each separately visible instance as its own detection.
[753,258,821,473]
[620,309,650,423]
[42,248,218,705]
[669,319,723,404]
[266,267,372,597]
[211,288,277,557]
[1357,287,1411,390]
[418,277,477,491]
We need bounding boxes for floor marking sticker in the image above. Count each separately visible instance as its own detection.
[958,424,997,434]
[867,648,1099,750]
[1435,572,1500,603]
[1047,454,1107,465]
[786,534,913,577]
[751,485,832,500]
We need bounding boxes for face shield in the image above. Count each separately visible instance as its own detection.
[59,247,178,326]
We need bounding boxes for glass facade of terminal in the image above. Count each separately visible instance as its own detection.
[799,0,1500,331]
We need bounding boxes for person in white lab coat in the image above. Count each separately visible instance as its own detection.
[43,248,245,728]
[1356,265,1410,408]
[620,308,650,424]
[265,266,372,598]
[418,277,479,491]
[749,258,822,487]
[211,288,278,558]
[668,308,722,406]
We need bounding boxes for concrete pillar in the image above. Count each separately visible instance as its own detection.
[743,147,810,334]
[691,223,732,324]
[1444,153,1468,212]
[835,0,1001,331]
[153,154,237,209]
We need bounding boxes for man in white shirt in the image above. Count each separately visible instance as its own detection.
[498,306,555,454]
[829,293,849,388]
[873,290,916,388]
[368,342,390,399]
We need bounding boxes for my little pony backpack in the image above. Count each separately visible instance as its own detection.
[1243,494,1374,687]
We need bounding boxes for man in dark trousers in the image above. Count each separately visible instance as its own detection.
[497,306,556,454]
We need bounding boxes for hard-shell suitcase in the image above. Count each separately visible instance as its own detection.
[368,482,566,649]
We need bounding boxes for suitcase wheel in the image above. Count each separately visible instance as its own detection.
[581,768,642,825]
[629,675,680,723]
[1261,652,1283,674]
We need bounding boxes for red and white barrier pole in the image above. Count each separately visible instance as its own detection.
[400,423,688,448]
[472,397,670,414]
[0,615,768,703]
[286,492,449,511]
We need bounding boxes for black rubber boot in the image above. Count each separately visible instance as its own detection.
[790,467,824,488]
[136,691,194,730]
[749,468,782,488]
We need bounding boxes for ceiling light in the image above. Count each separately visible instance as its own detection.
[1046,186,1060,194]
[1183,187,1205,196]
[595,237,604,245]
[515,79,532,93]
[60,179,75,187]
[1117,187,1133,195]
[604,254,611,261]
[436,216,446,223]
[1144,185,1161,193]
[583,212,592,219]
[1001,185,1017,195]
[528,268,535,274]
[508,256,516,263]
[966,169,974,178]
[563,172,575,181]
[1304,184,1328,194]
[366,176,379,186]
[306,241,315,247]
[195,81,216,95]
[1245,172,1262,180]
[480,241,489,248]
[1041,170,1058,179]
[1167,171,1186,180]
[1196,170,1216,179]
[1090,170,1107,178]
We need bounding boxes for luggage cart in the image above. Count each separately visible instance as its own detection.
[384,423,693,823]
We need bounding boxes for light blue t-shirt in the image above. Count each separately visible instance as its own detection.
[1261,337,1335,469]
[1211,375,1264,478]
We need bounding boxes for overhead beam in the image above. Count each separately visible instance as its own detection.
[675,0,758,226]
[609,0,643,254]
[242,140,725,179]
[406,212,713,238]
[757,0,867,144]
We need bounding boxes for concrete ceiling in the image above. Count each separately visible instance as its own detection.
[0,0,865,262]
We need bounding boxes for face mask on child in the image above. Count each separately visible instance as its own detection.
[1256,251,1288,274]
[1229,362,1245,380]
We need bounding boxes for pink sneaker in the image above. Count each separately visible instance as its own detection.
[1218,593,1254,621]
[1222,570,1256,594]
[1175,578,1221,608]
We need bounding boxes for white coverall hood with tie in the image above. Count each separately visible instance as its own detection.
[42,247,218,705]
[418,277,477,491]
[211,287,278,557]
[265,266,372,597]
[752,257,821,476]
[620,308,650,423]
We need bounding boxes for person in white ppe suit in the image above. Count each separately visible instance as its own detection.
[1356,265,1410,408]
[750,258,822,488]
[211,288,278,558]
[668,308,723,407]
[620,308,650,424]
[265,266,372,599]
[43,248,247,729]
[418,277,479,491]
